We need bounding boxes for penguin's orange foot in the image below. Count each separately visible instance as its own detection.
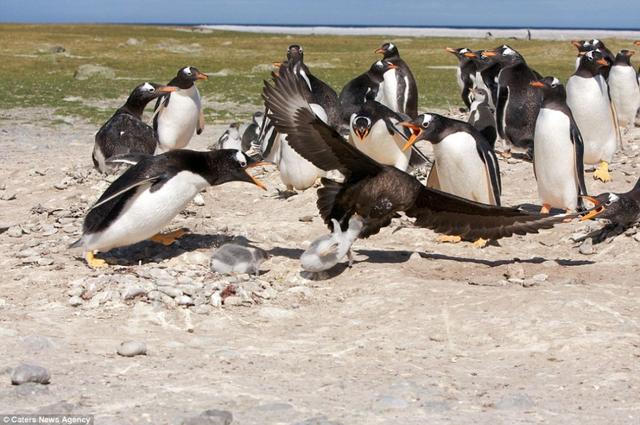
[472,238,489,248]
[438,235,462,243]
[499,150,512,159]
[150,229,188,246]
[86,251,107,269]
[540,203,552,214]
[593,161,611,182]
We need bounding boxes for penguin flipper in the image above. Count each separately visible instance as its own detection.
[495,85,508,140]
[475,138,502,205]
[569,118,588,198]
[106,153,153,167]
[88,175,163,212]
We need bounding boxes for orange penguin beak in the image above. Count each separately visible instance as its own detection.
[355,128,369,142]
[272,62,282,68]
[529,81,545,88]
[626,50,636,56]
[158,85,178,93]
[482,50,497,57]
[634,41,640,46]
[596,58,609,66]
[445,47,458,54]
[374,47,385,54]
[245,161,270,191]
[571,40,582,49]
[463,51,477,58]
[399,121,423,151]
[579,196,605,221]
[196,71,208,80]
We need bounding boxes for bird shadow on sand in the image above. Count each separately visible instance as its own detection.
[97,233,232,266]
[416,252,594,267]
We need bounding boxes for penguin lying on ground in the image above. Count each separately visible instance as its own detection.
[93,82,176,173]
[530,77,588,213]
[608,50,640,129]
[210,243,269,275]
[300,216,364,272]
[581,177,640,229]
[70,149,267,268]
[566,50,618,182]
[153,66,208,152]
[445,47,477,110]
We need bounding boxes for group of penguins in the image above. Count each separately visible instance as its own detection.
[71,40,640,271]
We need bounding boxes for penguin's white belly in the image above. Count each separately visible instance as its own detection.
[278,135,322,190]
[534,109,578,210]
[456,67,464,90]
[84,172,208,251]
[157,88,201,151]
[354,122,410,171]
[432,133,492,204]
[608,66,640,127]
[566,76,616,164]
[381,69,399,113]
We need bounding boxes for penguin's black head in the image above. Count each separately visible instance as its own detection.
[375,42,398,59]
[571,39,591,53]
[351,115,372,142]
[287,45,304,62]
[530,76,566,103]
[580,193,624,223]
[578,49,610,74]
[208,150,268,190]
[483,45,523,65]
[127,82,177,106]
[174,66,208,88]
[400,113,446,150]
[614,49,635,66]
[252,111,265,126]
[445,47,471,60]
[465,50,493,70]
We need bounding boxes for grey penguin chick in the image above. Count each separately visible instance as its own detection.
[300,216,364,272]
[210,243,269,275]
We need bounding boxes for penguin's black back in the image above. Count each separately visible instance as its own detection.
[94,109,157,164]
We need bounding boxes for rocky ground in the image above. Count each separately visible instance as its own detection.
[1,107,639,424]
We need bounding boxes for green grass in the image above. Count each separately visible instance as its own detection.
[0,24,637,125]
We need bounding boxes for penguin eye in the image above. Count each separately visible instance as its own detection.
[184,68,192,76]
[235,151,247,167]
[148,87,155,92]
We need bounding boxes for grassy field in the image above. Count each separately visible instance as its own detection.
[0,24,637,124]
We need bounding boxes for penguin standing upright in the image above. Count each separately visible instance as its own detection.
[464,50,503,109]
[241,111,265,152]
[339,60,394,125]
[486,45,543,158]
[214,123,243,151]
[375,42,419,118]
[468,87,497,147]
[530,77,588,213]
[70,149,267,268]
[571,39,615,76]
[93,82,176,173]
[566,50,618,182]
[445,47,477,110]
[608,50,640,128]
[153,66,208,152]
[401,113,501,206]
[349,99,412,171]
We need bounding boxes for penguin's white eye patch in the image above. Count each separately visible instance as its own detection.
[503,47,515,56]
[607,193,619,204]
[183,68,192,76]
[235,151,247,167]
[585,51,594,60]
[141,82,154,92]
[389,43,395,50]
[551,77,560,86]
[421,114,433,127]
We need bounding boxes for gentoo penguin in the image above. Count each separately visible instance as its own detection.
[213,123,243,151]
[339,60,395,124]
[210,243,269,275]
[70,149,267,268]
[401,113,501,207]
[571,39,615,76]
[464,50,502,109]
[93,82,176,173]
[375,42,419,118]
[608,50,640,128]
[263,66,573,246]
[241,111,265,152]
[484,45,543,158]
[445,47,477,110]
[349,99,412,171]
[300,216,364,272]
[467,87,497,147]
[580,177,640,228]
[566,50,618,182]
[530,77,588,213]
[153,66,208,152]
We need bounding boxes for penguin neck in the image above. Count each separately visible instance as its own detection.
[613,56,631,67]
[383,52,400,62]
[575,62,601,78]
[121,97,149,118]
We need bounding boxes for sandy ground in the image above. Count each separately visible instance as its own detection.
[199,25,640,41]
[1,105,640,425]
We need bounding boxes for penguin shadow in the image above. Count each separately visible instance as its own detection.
[100,233,232,266]
[515,203,567,214]
[354,248,414,264]
[415,252,594,267]
[267,246,305,260]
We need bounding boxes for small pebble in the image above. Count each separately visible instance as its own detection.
[122,285,146,300]
[579,238,595,255]
[7,226,23,238]
[116,341,147,357]
[298,215,314,222]
[181,409,233,425]
[210,292,222,307]
[223,296,243,306]
[11,364,50,385]
[634,233,640,243]
[158,286,183,298]
[176,295,194,306]
[37,257,54,266]
[505,264,525,280]
[192,193,206,206]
